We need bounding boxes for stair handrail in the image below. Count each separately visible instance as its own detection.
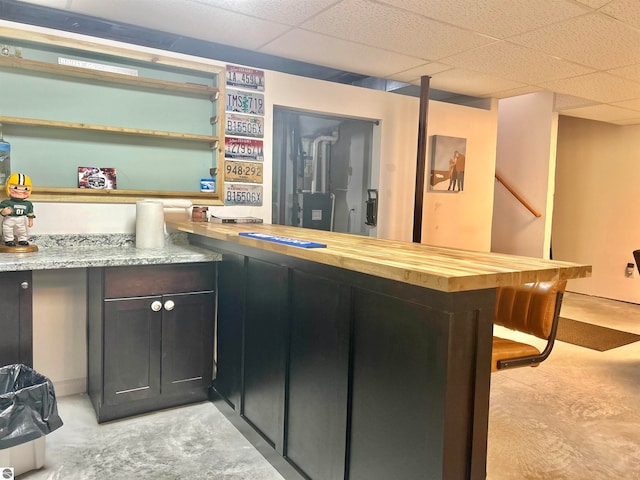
[495,172,542,218]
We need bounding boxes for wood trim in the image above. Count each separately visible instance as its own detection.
[31,187,223,205]
[0,55,219,98]
[0,115,219,144]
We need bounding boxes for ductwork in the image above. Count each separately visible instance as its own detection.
[310,131,339,194]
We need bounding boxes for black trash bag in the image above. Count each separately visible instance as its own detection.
[0,364,63,449]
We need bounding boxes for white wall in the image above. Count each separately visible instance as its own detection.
[4,20,501,394]
[492,92,557,258]
[554,116,640,303]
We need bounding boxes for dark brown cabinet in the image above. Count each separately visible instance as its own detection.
[88,263,215,423]
[0,271,33,368]
[197,234,495,480]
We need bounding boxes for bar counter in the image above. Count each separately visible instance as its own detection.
[169,221,591,291]
[169,220,591,480]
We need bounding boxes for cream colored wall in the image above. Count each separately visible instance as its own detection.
[554,116,640,303]
[32,269,87,396]
[422,100,499,251]
[6,20,501,394]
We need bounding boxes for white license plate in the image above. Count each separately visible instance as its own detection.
[226,89,264,115]
[224,160,263,184]
[225,137,264,161]
[224,183,263,206]
[226,65,265,91]
[225,114,264,138]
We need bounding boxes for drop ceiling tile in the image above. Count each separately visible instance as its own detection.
[510,13,640,70]
[573,0,612,8]
[607,63,640,82]
[600,0,640,30]
[300,0,494,60]
[610,98,640,112]
[540,72,640,103]
[260,30,427,78]
[608,117,640,125]
[70,0,291,49]
[442,41,594,84]
[181,0,339,26]
[388,63,454,84]
[429,68,525,97]
[560,103,640,123]
[378,0,589,39]
[553,94,598,111]
[490,86,544,99]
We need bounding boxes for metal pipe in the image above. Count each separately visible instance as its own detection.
[310,132,338,194]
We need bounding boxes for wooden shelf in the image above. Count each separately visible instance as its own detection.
[0,55,219,100]
[0,25,227,204]
[32,187,223,205]
[0,116,219,145]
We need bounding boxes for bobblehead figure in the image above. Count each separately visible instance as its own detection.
[0,173,37,251]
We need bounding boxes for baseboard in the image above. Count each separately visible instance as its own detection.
[53,378,87,397]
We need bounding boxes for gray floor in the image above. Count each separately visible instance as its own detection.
[15,292,640,479]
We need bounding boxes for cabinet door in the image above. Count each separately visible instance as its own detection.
[161,291,215,396]
[286,270,351,480]
[243,258,288,452]
[214,251,245,410]
[103,296,162,406]
[0,271,33,367]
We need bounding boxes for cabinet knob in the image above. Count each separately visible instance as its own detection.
[151,300,162,312]
[163,300,175,311]
[20,281,29,289]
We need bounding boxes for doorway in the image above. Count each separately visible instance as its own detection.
[272,107,376,236]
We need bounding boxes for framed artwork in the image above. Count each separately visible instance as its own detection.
[428,135,467,192]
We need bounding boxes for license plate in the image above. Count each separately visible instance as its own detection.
[225,137,264,161]
[224,160,263,184]
[226,65,265,91]
[226,89,264,115]
[225,114,264,138]
[224,183,263,206]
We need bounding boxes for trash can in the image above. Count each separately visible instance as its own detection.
[0,364,63,476]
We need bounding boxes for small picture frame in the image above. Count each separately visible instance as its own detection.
[78,167,117,189]
[429,136,467,192]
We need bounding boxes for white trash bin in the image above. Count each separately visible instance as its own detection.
[0,436,45,476]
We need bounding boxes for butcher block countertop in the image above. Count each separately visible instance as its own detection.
[169,220,591,293]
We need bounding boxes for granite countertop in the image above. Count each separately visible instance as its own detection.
[0,233,220,272]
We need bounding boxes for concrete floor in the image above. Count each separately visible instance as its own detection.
[15,292,640,479]
[487,292,640,480]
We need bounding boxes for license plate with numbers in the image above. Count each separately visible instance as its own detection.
[225,137,264,161]
[226,89,264,115]
[226,65,265,91]
[224,160,263,184]
[224,183,263,206]
[225,114,264,138]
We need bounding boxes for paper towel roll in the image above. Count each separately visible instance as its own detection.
[136,200,165,249]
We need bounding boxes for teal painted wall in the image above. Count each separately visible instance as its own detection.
[0,40,219,192]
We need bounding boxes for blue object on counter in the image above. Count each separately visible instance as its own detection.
[238,232,327,248]
[200,178,216,193]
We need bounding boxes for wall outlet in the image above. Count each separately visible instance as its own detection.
[626,263,635,278]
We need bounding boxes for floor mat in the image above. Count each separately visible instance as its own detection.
[557,317,640,351]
